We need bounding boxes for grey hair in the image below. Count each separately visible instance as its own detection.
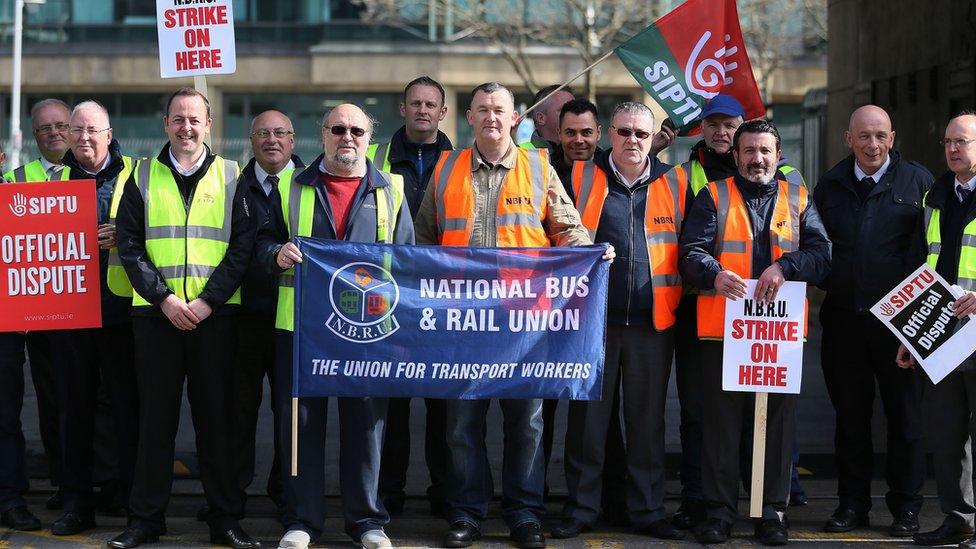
[320,106,376,134]
[611,101,654,122]
[470,82,515,108]
[30,98,70,119]
[71,100,110,121]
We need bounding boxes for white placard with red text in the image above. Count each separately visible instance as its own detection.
[156,0,236,78]
[722,280,806,394]
[870,264,976,385]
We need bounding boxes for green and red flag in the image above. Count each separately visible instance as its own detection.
[615,0,764,132]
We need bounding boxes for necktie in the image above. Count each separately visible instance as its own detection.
[958,184,972,203]
[49,166,63,180]
[856,176,873,203]
[265,174,279,197]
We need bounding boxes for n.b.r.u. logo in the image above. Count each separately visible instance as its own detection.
[326,261,400,343]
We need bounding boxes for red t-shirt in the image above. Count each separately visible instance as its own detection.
[320,173,361,240]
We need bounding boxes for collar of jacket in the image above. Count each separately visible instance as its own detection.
[592,147,673,186]
[689,139,736,172]
[241,154,305,189]
[927,169,962,211]
[156,142,215,171]
[823,151,903,190]
[61,138,125,184]
[387,126,453,165]
[294,153,391,191]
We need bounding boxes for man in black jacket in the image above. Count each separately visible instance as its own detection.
[228,109,304,521]
[367,76,453,517]
[814,105,931,537]
[111,88,257,549]
[680,120,831,545]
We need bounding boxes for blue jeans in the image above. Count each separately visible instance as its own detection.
[445,399,545,530]
[0,332,28,513]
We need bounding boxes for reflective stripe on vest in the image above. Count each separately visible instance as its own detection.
[697,177,809,339]
[571,160,687,330]
[366,142,392,172]
[132,156,241,307]
[63,156,137,297]
[779,164,806,188]
[924,205,976,292]
[681,160,710,196]
[274,169,404,331]
[5,159,50,182]
[432,148,549,247]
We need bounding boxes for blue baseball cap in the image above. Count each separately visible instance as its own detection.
[700,94,745,119]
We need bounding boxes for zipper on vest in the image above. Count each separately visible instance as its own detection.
[625,189,636,326]
[183,176,196,301]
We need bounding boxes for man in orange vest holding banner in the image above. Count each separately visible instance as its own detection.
[679,119,830,545]
[414,81,612,549]
[551,101,689,541]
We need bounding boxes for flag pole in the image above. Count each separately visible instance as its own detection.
[519,48,617,120]
[291,397,298,477]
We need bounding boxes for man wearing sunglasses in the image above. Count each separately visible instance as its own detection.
[216,110,306,524]
[554,101,688,542]
[366,76,453,519]
[415,81,611,549]
[112,87,257,549]
[257,103,413,549]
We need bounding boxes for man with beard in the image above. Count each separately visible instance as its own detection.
[680,119,830,545]
[49,100,140,536]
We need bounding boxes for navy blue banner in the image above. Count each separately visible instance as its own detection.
[292,238,608,400]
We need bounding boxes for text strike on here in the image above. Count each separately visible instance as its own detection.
[162,4,229,71]
[730,299,799,388]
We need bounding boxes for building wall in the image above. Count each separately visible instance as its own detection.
[827,0,976,173]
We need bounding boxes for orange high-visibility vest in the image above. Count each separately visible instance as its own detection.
[431,148,550,247]
[571,160,688,330]
[697,176,809,339]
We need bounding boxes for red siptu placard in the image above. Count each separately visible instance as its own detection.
[0,179,102,331]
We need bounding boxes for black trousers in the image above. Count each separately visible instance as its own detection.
[230,314,284,512]
[820,304,925,514]
[57,324,139,514]
[128,315,241,534]
[674,294,704,502]
[924,367,976,529]
[701,341,794,523]
[0,332,28,513]
[378,397,447,504]
[26,332,61,485]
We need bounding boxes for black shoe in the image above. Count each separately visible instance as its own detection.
[510,522,545,549]
[551,518,589,539]
[960,535,976,549]
[46,491,64,510]
[196,505,209,522]
[789,491,808,506]
[444,521,481,548]
[210,526,260,549]
[51,511,96,535]
[912,523,975,546]
[823,507,868,533]
[755,518,789,546]
[672,499,706,530]
[695,518,732,544]
[890,509,919,537]
[382,494,405,516]
[636,518,685,540]
[107,527,160,549]
[0,505,41,531]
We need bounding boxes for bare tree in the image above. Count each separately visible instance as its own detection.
[354,0,667,101]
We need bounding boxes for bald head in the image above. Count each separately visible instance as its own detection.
[844,104,895,176]
[321,103,373,177]
[69,100,112,173]
[945,113,976,180]
[250,110,295,175]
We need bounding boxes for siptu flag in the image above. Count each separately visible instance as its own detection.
[615,0,764,132]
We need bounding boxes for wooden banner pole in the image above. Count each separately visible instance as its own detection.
[749,392,768,518]
[291,397,299,477]
[193,75,212,147]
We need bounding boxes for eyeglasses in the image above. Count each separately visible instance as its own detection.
[612,126,652,140]
[325,125,367,138]
[68,126,111,136]
[251,128,295,139]
[34,123,69,134]
[941,137,976,149]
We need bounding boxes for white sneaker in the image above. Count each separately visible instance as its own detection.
[360,528,393,549]
[278,529,311,549]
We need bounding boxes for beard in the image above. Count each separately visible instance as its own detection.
[741,163,777,185]
[330,149,359,168]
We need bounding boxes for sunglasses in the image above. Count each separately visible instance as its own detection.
[325,125,367,138]
[613,127,652,140]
